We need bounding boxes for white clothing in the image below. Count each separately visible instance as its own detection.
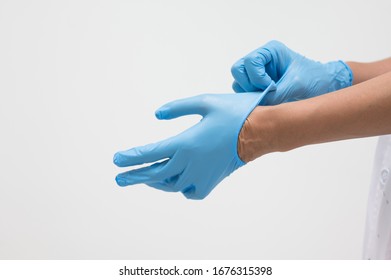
[363,135,391,259]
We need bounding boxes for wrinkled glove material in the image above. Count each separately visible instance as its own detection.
[231,40,353,104]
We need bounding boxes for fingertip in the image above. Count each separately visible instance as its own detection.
[155,103,168,119]
[115,175,128,187]
[113,152,120,166]
[155,109,163,119]
[156,100,175,119]
[113,152,126,167]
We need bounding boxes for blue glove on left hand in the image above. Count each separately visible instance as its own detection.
[114,84,275,200]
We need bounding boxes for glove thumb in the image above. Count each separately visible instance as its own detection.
[155,95,208,120]
[260,78,295,105]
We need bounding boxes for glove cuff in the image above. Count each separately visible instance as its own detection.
[333,60,353,89]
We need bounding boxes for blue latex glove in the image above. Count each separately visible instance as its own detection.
[113,84,275,200]
[231,40,353,104]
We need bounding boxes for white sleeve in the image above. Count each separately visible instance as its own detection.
[363,135,391,259]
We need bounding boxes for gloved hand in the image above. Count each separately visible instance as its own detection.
[231,40,353,104]
[113,84,275,200]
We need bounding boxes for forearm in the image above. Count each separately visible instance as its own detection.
[346,58,391,84]
[238,71,391,162]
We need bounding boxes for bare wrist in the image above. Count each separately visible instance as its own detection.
[237,106,278,163]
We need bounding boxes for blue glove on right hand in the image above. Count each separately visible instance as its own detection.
[231,40,353,104]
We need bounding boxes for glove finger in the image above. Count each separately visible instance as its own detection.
[243,48,273,90]
[114,138,176,167]
[231,58,258,92]
[155,95,209,120]
[180,180,209,200]
[115,160,170,186]
[172,167,209,200]
[181,185,197,199]
[115,154,187,192]
[232,81,245,93]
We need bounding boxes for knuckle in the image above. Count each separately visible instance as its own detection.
[267,40,284,49]
[243,55,255,66]
[230,61,242,76]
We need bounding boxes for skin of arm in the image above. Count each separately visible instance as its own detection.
[238,70,391,163]
[347,58,391,84]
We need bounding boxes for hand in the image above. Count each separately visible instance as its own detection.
[231,40,353,104]
[113,84,275,200]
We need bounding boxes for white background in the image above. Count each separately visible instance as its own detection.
[0,0,390,259]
